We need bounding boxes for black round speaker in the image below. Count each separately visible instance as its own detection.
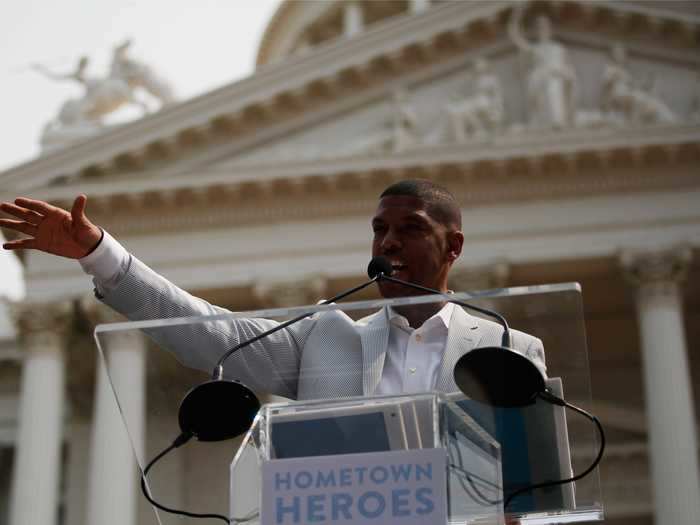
[453,346,545,407]
[178,380,260,442]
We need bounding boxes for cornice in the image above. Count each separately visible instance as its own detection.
[0,0,507,190]
[21,128,695,239]
[2,0,698,191]
[22,123,700,203]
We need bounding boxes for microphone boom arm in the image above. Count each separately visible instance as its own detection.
[213,275,382,380]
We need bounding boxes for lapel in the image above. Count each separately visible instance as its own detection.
[435,306,482,392]
[360,308,391,396]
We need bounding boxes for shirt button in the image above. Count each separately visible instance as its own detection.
[415,333,423,342]
[409,367,417,374]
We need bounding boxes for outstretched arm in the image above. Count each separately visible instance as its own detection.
[1,195,102,258]
[507,5,531,53]
[31,63,74,82]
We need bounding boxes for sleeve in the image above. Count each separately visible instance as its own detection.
[512,330,547,378]
[79,230,131,298]
[95,252,315,399]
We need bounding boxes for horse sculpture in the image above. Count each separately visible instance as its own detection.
[34,41,174,145]
[110,39,175,106]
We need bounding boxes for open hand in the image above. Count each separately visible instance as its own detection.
[0,194,102,259]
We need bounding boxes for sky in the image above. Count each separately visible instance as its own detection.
[0,0,282,300]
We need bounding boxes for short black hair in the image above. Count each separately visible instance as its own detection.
[380,179,462,229]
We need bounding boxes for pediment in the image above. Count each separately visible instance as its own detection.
[2,0,699,196]
[194,37,699,171]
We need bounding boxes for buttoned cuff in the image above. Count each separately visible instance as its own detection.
[79,229,129,287]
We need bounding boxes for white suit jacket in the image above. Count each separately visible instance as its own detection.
[99,256,546,400]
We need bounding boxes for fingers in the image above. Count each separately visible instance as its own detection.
[0,218,37,237]
[71,194,88,224]
[2,238,37,250]
[0,202,43,225]
[13,197,57,215]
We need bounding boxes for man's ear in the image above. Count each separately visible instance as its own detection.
[446,230,464,263]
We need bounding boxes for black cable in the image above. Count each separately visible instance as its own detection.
[448,437,501,506]
[140,432,231,523]
[503,390,606,510]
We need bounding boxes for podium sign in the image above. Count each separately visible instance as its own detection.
[261,448,447,525]
[94,283,603,524]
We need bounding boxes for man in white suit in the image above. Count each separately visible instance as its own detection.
[1,180,545,399]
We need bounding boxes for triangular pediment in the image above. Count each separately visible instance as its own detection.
[191,37,699,172]
[1,0,699,197]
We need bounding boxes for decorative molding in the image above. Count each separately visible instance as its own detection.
[253,275,328,308]
[620,244,692,287]
[448,261,509,292]
[12,301,73,352]
[20,123,700,200]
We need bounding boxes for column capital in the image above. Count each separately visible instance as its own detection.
[12,300,73,351]
[620,245,692,288]
[448,261,510,293]
[253,275,328,308]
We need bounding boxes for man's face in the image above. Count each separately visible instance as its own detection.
[371,195,462,298]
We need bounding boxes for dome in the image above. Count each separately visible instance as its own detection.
[256,0,432,67]
[255,0,700,68]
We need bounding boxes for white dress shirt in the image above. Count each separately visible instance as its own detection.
[80,233,454,394]
[375,303,453,395]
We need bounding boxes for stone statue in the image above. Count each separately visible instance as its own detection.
[389,89,418,152]
[33,42,175,150]
[32,56,90,86]
[445,58,504,141]
[110,39,175,106]
[689,71,700,122]
[508,7,577,129]
[33,55,147,132]
[601,43,677,125]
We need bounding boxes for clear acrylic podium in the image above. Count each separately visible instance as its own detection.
[231,392,503,524]
[94,283,604,524]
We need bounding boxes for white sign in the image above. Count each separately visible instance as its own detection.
[261,448,447,525]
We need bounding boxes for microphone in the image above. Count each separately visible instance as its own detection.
[367,256,545,407]
[178,267,387,442]
[367,256,393,280]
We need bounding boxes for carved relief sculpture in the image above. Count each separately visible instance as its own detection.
[389,88,418,152]
[508,7,577,129]
[601,43,677,126]
[445,58,504,141]
[691,71,700,122]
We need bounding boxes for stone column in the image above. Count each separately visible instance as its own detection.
[621,246,700,524]
[9,302,71,525]
[84,303,146,525]
[343,1,364,37]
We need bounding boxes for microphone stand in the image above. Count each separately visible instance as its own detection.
[140,273,385,522]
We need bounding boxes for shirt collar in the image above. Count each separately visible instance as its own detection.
[386,301,454,330]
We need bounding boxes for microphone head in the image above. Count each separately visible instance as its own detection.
[367,256,394,279]
[178,380,260,441]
